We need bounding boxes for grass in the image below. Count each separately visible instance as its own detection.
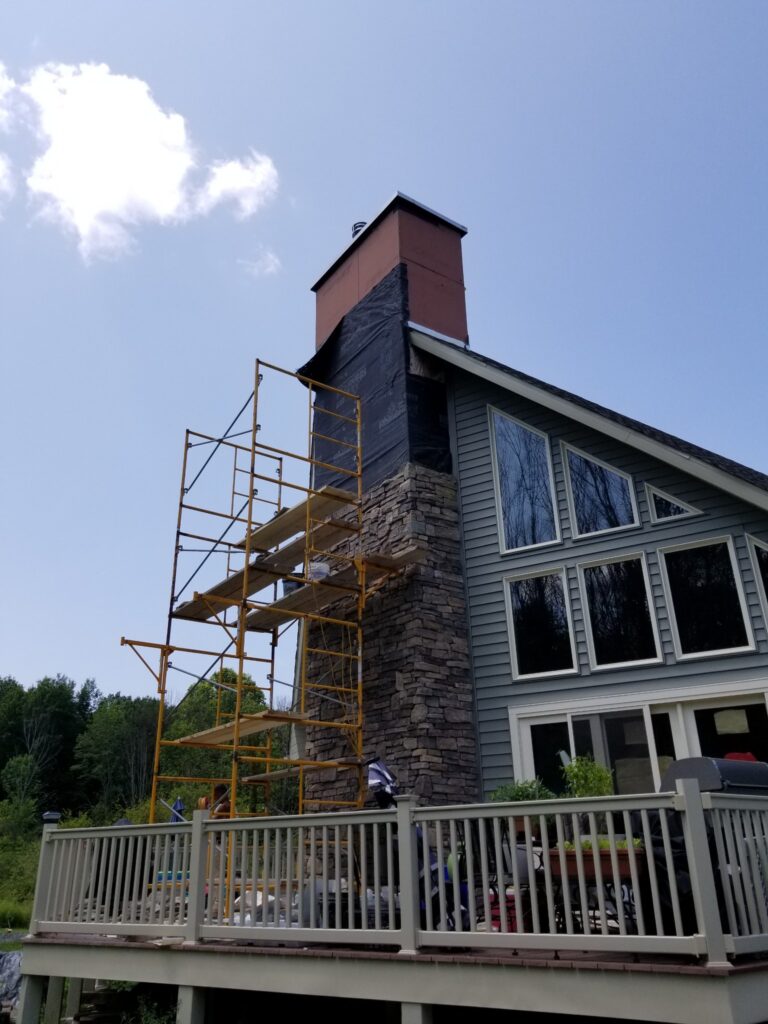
[0,939,22,952]
[0,899,31,931]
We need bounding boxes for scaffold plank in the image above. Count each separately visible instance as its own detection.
[242,756,362,783]
[235,484,357,551]
[175,709,309,746]
[244,546,424,632]
[173,517,356,622]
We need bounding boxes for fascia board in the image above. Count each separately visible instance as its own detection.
[410,330,768,516]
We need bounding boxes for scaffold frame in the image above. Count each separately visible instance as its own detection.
[122,357,386,822]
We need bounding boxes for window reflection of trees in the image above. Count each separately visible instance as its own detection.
[510,573,573,675]
[493,413,556,550]
[754,545,768,602]
[583,559,656,665]
[567,450,635,535]
[665,544,748,653]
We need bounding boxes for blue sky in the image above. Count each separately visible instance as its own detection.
[1,1,767,699]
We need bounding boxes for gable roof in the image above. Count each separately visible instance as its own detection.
[409,326,768,514]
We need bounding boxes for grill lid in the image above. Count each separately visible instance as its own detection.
[660,756,768,794]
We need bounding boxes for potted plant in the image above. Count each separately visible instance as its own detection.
[490,778,555,843]
[561,756,614,798]
[551,758,643,879]
[549,837,645,881]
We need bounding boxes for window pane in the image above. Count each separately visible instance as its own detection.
[755,544,768,600]
[664,543,748,654]
[583,558,657,665]
[509,573,574,675]
[492,411,557,549]
[531,721,570,794]
[604,714,654,794]
[652,492,689,520]
[566,449,636,535]
[694,704,768,762]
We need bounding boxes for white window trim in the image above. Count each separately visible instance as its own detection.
[509,686,768,788]
[561,441,640,540]
[576,551,662,671]
[503,566,579,681]
[645,483,702,524]
[488,405,561,556]
[747,534,768,625]
[658,534,756,661]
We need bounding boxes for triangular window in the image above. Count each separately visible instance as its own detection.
[646,485,701,524]
[563,444,638,538]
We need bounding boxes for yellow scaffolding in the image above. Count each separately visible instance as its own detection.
[123,358,416,822]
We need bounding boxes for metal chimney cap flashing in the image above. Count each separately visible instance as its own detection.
[311,192,468,292]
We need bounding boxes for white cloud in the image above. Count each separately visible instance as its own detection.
[198,151,278,219]
[0,152,13,204]
[0,63,16,131]
[238,246,282,278]
[21,62,196,258]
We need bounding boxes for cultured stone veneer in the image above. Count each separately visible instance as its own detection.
[303,462,480,806]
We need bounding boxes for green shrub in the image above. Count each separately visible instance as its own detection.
[561,756,614,798]
[490,778,556,803]
[562,837,643,851]
[0,837,40,903]
[0,898,31,930]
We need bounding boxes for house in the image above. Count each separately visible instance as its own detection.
[299,191,768,806]
[17,194,768,1024]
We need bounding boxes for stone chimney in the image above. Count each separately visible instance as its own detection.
[312,193,469,349]
[298,195,480,808]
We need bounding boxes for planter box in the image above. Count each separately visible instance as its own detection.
[548,847,643,882]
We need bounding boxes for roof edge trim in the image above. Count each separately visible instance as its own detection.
[410,329,768,515]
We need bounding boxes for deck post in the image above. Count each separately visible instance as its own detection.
[184,810,209,944]
[43,976,64,1024]
[401,1003,432,1024]
[16,975,45,1024]
[29,823,58,934]
[676,778,728,967]
[176,985,205,1024]
[395,795,420,954]
[64,978,84,1018]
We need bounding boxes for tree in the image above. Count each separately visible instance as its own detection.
[1,754,41,805]
[21,675,97,810]
[74,694,158,812]
[0,678,25,795]
[160,668,267,804]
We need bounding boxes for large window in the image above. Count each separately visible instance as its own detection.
[505,569,576,678]
[563,444,638,538]
[490,408,559,552]
[660,538,753,658]
[748,536,768,616]
[580,555,659,668]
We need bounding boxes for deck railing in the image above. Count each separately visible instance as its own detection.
[29,782,768,965]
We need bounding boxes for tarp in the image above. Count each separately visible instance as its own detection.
[299,265,451,492]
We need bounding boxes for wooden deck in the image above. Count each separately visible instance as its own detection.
[21,933,768,1024]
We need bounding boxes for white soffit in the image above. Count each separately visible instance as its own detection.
[410,328,768,515]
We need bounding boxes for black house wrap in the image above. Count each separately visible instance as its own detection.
[298,264,452,493]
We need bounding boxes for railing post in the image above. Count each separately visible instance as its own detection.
[184,810,209,945]
[395,795,420,954]
[29,823,58,935]
[676,778,728,967]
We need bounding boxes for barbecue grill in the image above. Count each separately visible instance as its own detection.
[660,756,768,795]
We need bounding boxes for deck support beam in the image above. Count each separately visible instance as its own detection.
[16,975,45,1024]
[402,1002,432,1024]
[176,985,205,1024]
[64,978,84,1019]
[43,976,64,1024]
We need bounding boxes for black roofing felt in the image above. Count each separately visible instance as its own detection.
[421,334,768,495]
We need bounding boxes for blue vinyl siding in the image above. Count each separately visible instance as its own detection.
[449,369,768,796]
